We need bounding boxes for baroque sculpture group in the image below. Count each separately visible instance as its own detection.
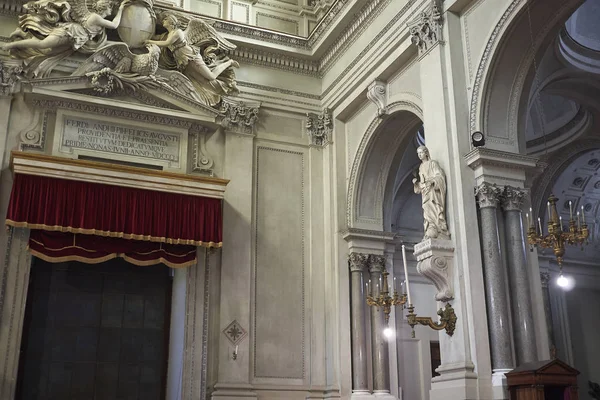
[1,0,240,107]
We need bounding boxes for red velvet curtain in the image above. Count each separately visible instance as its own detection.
[6,174,223,267]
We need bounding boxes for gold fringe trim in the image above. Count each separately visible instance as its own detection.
[29,238,197,258]
[28,248,197,268]
[7,220,222,248]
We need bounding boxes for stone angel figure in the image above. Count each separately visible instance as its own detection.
[1,0,127,78]
[145,14,239,107]
[412,145,450,241]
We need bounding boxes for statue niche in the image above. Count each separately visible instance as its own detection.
[1,0,240,109]
[412,145,450,241]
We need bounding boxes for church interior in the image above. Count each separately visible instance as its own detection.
[0,0,599,398]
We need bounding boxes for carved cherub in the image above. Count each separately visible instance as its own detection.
[1,0,127,77]
[145,14,239,106]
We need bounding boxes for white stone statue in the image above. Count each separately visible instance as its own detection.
[412,145,450,240]
[1,0,127,77]
[145,14,240,107]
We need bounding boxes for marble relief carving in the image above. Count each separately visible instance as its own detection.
[0,60,23,96]
[306,108,333,146]
[348,252,369,272]
[219,98,260,134]
[1,0,240,108]
[414,239,455,302]
[413,145,450,241]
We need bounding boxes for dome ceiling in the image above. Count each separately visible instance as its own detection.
[565,0,600,51]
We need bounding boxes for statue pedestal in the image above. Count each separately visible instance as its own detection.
[414,239,454,302]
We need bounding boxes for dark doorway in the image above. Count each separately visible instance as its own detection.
[16,257,172,400]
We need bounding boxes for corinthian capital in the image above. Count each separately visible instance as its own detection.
[502,186,526,211]
[348,252,369,272]
[475,182,502,208]
[368,254,386,273]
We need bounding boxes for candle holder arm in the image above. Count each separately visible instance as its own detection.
[406,303,457,338]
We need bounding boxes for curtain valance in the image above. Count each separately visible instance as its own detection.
[6,173,223,247]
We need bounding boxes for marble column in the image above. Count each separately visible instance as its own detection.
[349,252,369,395]
[540,272,556,357]
[502,186,537,365]
[368,255,390,395]
[475,183,514,377]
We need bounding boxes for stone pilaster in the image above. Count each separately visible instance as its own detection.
[502,186,537,365]
[348,252,369,395]
[368,254,390,396]
[475,182,514,382]
[540,272,556,357]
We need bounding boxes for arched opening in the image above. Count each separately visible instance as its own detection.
[475,0,600,389]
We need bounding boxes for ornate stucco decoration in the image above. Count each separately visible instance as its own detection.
[367,80,387,117]
[219,98,260,135]
[1,0,240,109]
[475,182,502,209]
[413,145,450,241]
[407,0,443,56]
[502,185,526,211]
[306,108,333,147]
[190,124,215,175]
[414,239,454,302]
[348,252,369,272]
[0,59,23,96]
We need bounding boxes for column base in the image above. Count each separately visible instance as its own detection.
[350,392,397,400]
[429,362,478,400]
[212,383,257,400]
[491,369,511,400]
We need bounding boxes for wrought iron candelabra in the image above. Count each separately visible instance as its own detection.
[526,194,589,275]
[366,270,406,324]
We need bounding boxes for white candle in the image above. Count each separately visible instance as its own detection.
[393,276,396,293]
[577,211,581,229]
[559,216,563,231]
[547,201,551,221]
[538,217,543,234]
[569,201,573,220]
[402,245,412,305]
[235,345,238,354]
[529,207,533,227]
[582,205,586,224]
[526,212,530,227]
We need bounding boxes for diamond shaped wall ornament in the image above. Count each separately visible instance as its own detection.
[223,320,247,345]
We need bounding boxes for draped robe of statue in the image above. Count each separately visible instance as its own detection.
[414,157,450,240]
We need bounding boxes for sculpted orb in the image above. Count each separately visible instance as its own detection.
[117,4,156,49]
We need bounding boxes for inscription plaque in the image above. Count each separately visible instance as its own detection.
[61,117,181,164]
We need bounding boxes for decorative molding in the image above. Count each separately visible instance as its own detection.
[414,238,454,302]
[407,0,443,57]
[256,12,299,35]
[348,252,369,272]
[475,182,502,209]
[223,319,248,345]
[219,98,260,135]
[30,98,194,129]
[231,48,319,76]
[368,254,386,273]
[199,251,210,400]
[231,1,250,24]
[366,80,387,117]
[237,81,320,100]
[0,60,22,96]
[18,109,50,151]
[306,108,332,146]
[190,124,215,175]
[502,185,525,211]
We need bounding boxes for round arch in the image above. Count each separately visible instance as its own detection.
[346,99,423,230]
[469,0,583,151]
